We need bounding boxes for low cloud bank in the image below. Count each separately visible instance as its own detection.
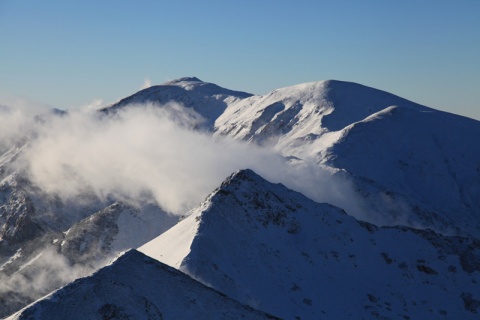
[1,103,361,217]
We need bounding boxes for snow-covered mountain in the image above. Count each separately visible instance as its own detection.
[214,79,429,147]
[105,77,252,129]
[140,169,480,319]
[214,80,480,236]
[2,77,480,318]
[7,250,277,320]
[0,201,177,317]
[104,77,480,236]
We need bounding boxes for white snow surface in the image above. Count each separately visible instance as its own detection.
[7,249,277,320]
[141,169,480,319]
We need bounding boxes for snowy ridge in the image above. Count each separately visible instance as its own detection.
[141,169,480,319]
[7,249,278,320]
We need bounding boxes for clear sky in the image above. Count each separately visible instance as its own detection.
[1,0,479,120]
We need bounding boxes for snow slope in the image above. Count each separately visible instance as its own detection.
[324,105,480,236]
[141,169,480,319]
[8,249,278,320]
[214,80,429,152]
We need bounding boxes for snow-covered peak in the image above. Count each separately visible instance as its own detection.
[7,249,277,320]
[140,169,480,319]
[214,79,428,153]
[103,77,252,129]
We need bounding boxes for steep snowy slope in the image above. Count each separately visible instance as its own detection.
[8,250,277,320]
[141,170,480,320]
[104,77,252,129]
[323,106,480,236]
[214,80,429,152]
[0,202,177,318]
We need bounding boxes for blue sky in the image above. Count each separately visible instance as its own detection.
[1,0,479,120]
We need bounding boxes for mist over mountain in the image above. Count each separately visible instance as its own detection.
[108,77,480,236]
[1,77,479,318]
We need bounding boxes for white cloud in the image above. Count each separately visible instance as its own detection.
[7,103,357,216]
[79,98,104,111]
[141,77,152,89]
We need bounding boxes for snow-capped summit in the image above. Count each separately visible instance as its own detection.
[104,77,252,128]
[162,76,203,85]
[140,169,480,319]
[214,79,428,148]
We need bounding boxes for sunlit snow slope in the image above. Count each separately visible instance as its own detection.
[141,170,480,320]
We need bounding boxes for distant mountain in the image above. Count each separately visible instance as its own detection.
[7,250,278,320]
[214,79,429,145]
[104,77,252,129]
[140,169,480,319]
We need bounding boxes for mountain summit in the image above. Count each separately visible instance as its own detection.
[104,77,252,128]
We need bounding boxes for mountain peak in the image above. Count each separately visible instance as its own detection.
[163,76,203,85]
[221,169,261,185]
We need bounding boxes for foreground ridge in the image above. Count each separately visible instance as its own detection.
[8,249,279,320]
[141,169,480,319]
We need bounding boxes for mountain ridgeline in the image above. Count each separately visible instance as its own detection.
[2,77,480,319]
[107,77,480,237]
